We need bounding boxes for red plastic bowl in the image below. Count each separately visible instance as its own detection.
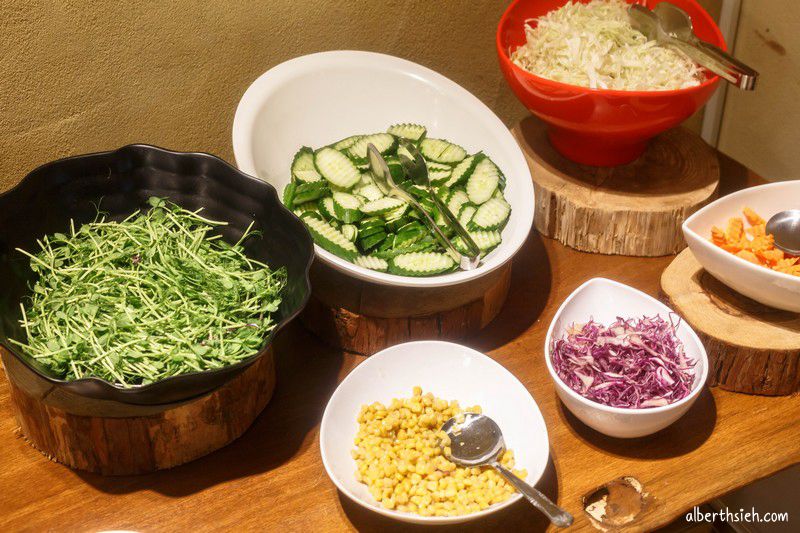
[497,0,725,166]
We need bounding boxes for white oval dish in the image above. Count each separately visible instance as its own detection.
[232,50,534,288]
[319,340,550,525]
[544,278,709,439]
[682,180,800,312]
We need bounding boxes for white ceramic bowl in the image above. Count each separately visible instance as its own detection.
[544,278,709,439]
[683,181,800,312]
[232,51,534,288]
[319,340,550,525]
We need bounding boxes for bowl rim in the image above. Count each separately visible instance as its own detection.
[496,0,725,98]
[682,180,800,286]
[318,339,551,524]
[544,278,709,416]
[232,50,535,288]
[0,144,314,403]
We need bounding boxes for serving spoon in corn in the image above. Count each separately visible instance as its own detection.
[440,413,574,528]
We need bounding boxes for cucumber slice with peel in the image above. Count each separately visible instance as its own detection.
[293,181,329,204]
[315,147,361,189]
[346,133,397,162]
[389,252,456,276]
[361,196,406,216]
[354,255,389,272]
[332,191,364,223]
[469,197,510,231]
[466,157,500,205]
[446,153,484,188]
[301,213,359,260]
[419,138,467,164]
[291,147,323,183]
[341,224,358,242]
[387,123,426,143]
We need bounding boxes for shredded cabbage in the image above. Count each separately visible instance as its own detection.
[551,315,696,409]
[510,0,704,91]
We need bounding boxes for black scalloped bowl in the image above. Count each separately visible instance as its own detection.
[0,145,314,405]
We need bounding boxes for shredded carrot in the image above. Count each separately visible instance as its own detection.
[709,207,799,277]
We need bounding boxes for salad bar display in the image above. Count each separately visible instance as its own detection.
[1,0,797,531]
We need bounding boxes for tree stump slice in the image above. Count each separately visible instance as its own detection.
[1,346,276,475]
[661,249,800,395]
[300,260,512,355]
[511,117,720,257]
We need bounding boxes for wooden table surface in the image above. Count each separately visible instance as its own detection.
[1,135,799,532]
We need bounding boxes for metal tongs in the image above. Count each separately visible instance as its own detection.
[366,143,481,270]
[628,3,758,90]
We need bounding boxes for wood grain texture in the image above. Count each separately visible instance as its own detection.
[1,348,275,475]
[0,139,796,532]
[661,249,800,395]
[513,118,720,257]
[300,261,512,355]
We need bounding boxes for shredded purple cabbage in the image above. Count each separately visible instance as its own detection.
[551,315,695,409]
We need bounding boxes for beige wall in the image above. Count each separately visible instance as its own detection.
[717,0,799,181]
[0,0,525,192]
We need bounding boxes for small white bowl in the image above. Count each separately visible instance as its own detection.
[544,278,709,439]
[683,180,800,312]
[319,340,550,525]
[232,50,534,288]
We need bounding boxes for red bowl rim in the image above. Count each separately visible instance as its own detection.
[496,0,726,98]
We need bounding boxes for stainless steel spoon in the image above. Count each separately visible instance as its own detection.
[766,210,800,256]
[366,144,469,267]
[440,413,573,528]
[395,139,481,270]
[653,2,758,90]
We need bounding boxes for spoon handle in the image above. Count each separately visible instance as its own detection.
[492,462,573,528]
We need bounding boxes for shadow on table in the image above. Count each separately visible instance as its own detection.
[557,387,717,459]
[72,322,344,496]
[469,228,552,353]
[339,451,562,532]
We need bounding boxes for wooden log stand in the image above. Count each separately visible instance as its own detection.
[300,259,512,355]
[661,249,800,395]
[512,117,720,257]
[1,347,276,475]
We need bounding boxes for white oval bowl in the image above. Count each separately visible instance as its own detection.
[544,278,709,439]
[682,180,800,312]
[319,340,550,525]
[232,51,534,288]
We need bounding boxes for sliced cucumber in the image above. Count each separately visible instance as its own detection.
[469,230,502,254]
[315,147,361,189]
[332,191,364,223]
[341,224,358,242]
[292,201,319,217]
[318,197,338,220]
[469,197,510,231]
[387,123,426,143]
[302,213,359,260]
[332,135,362,151]
[293,181,329,204]
[291,147,323,183]
[371,242,435,259]
[458,203,477,227]
[446,153,484,188]
[466,157,500,205]
[419,138,467,164]
[446,190,470,219]
[346,133,397,163]
[282,182,297,209]
[390,252,456,276]
[354,183,384,202]
[358,230,387,252]
[360,196,406,216]
[354,255,389,272]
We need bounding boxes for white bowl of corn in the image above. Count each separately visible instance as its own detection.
[319,340,551,524]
